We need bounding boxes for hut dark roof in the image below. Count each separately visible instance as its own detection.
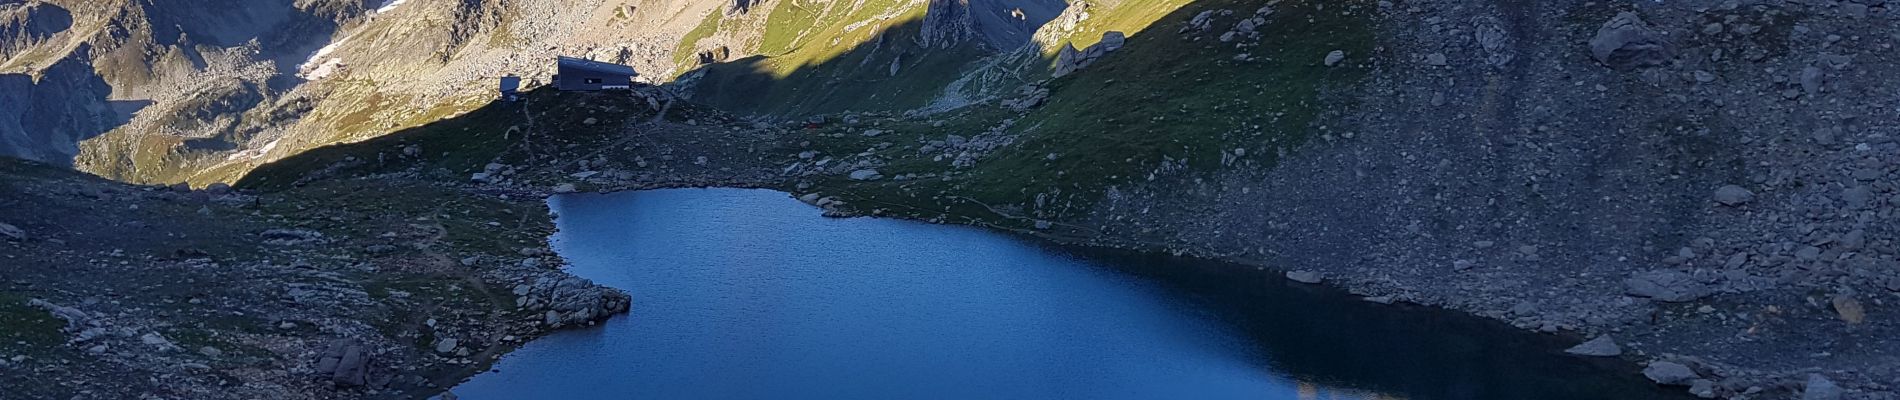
[557,56,636,76]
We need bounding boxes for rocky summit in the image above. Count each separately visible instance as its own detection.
[3,0,1899,399]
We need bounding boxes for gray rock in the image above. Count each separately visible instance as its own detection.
[1842,186,1872,209]
[1285,270,1323,284]
[1625,270,1712,302]
[1692,70,1716,83]
[1424,52,1447,66]
[139,332,178,352]
[1590,12,1673,69]
[1713,185,1754,206]
[198,346,223,358]
[848,169,883,181]
[434,338,459,354]
[0,222,24,241]
[1565,336,1623,357]
[1690,379,1717,398]
[1839,230,1866,250]
[1324,50,1346,67]
[552,183,578,193]
[1100,31,1126,52]
[315,338,371,387]
[1804,374,1842,400]
[1643,361,1700,385]
[1801,66,1825,96]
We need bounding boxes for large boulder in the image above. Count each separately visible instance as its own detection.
[315,338,372,387]
[1642,361,1700,385]
[1589,12,1673,69]
[1712,185,1754,206]
[512,274,632,328]
[1804,374,1843,400]
[1565,336,1623,357]
[849,169,883,181]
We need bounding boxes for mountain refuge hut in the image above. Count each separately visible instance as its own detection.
[553,56,637,91]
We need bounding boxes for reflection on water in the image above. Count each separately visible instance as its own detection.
[446,188,1687,400]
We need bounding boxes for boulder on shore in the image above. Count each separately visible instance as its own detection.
[1565,336,1623,357]
[1804,374,1843,400]
[1285,270,1323,284]
[1642,361,1699,385]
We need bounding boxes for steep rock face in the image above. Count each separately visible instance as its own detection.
[921,0,978,48]
[0,1,73,63]
[0,50,116,164]
[922,0,1067,50]
[964,0,1066,50]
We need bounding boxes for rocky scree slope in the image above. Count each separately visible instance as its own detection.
[0,155,629,399]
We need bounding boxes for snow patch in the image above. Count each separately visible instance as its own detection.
[297,33,355,79]
[375,0,409,13]
[225,139,282,161]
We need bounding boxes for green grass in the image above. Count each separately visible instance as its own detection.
[0,292,67,349]
[772,0,1377,227]
[691,3,991,116]
[963,0,1375,210]
[673,11,725,66]
[760,0,829,55]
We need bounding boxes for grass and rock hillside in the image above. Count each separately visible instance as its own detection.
[3,0,1899,399]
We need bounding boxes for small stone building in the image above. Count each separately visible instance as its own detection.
[553,57,636,91]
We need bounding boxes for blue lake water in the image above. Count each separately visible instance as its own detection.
[446,188,1687,399]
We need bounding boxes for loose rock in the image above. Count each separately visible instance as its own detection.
[1643,361,1700,385]
[1565,336,1623,357]
[1804,374,1842,400]
[1712,185,1754,206]
[1286,270,1323,284]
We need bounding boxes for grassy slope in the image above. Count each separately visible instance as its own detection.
[238,88,650,191]
[796,0,1376,226]
[672,10,724,66]
[687,0,991,116]
[979,0,1375,197]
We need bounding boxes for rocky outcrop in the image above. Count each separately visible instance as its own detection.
[1052,31,1126,78]
[511,274,631,328]
[921,0,978,49]
[0,1,73,62]
[314,338,373,387]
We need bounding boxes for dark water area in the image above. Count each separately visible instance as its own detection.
[447,188,1688,400]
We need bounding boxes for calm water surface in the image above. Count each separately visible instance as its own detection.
[447,188,1687,400]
